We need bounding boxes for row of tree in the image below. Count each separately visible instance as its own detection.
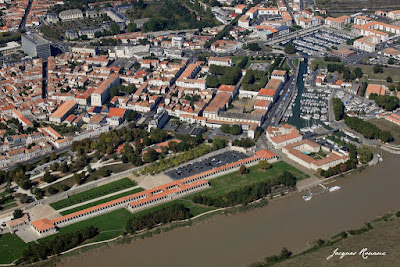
[20,226,98,263]
[192,171,296,207]
[369,94,399,111]
[141,139,226,175]
[318,159,357,178]
[332,98,344,121]
[220,124,242,135]
[344,116,393,143]
[125,203,191,233]
[232,137,255,148]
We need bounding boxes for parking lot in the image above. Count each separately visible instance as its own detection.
[334,90,379,116]
[249,62,270,71]
[166,151,248,180]
[286,28,353,56]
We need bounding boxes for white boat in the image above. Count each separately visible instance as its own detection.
[329,186,341,192]
[303,195,312,201]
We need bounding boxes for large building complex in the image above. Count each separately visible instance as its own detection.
[21,33,51,58]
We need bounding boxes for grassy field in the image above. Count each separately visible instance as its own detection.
[314,58,344,68]
[185,161,308,199]
[2,201,18,211]
[60,188,144,215]
[274,215,400,266]
[87,163,135,181]
[41,200,214,244]
[349,64,400,83]
[0,233,30,264]
[367,117,400,145]
[39,209,133,244]
[231,55,271,69]
[317,0,400,10]
[293,58,299,67]
[50,178,137,210]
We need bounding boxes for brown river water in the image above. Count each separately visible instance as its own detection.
[60,153,400,267]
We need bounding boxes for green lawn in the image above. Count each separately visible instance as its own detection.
[0,234,29,264]
[87,163,135,181]
[2,201,18,211]
[50,178,137,210]
[349,64,400,83]
[41,200,214,244]
[39,209,133,244]
[231,55,271,69]
[185,161,307,198]
[293,58,299,67]
[130,199,215,218]
[368,117,400,145]
[60,187,144,215]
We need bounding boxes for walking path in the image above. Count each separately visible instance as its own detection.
[38,159,120,189]
[56,185,141,213]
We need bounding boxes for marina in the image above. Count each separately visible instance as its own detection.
[287,60,330,133]
[281,29,352,56]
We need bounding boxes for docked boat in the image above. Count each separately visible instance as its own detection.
[303,195,313,201]
[329,186,341,192]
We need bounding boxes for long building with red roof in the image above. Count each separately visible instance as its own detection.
[30,149,277,236]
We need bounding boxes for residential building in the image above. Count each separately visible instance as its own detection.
[58,9,83,21]
[365,84,387,98]
[266,124,303,149]
[325,16,351,29]
[91,73,120,106]
[208,57,233,67]
[49,100,77,123]
[282,139,348,171]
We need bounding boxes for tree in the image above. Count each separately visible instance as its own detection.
[386,76,393,83]
[373,64,383,74]
[33,188,44,200]
[284,43,296,54]
[358,146,372,164]
[43,171,55,183]
[239,165,248,175]
[47,186,58,195]
[332,98,344,121]
[110,23,120,35]
[212,138,226,150]
[19,194,32,203]
[13,209,23,219]
[87,165,93,173]
[127,22,137,32]
[143,149,159,163]
[73,172,81,185]
[50,152,57,161]
[248,43,261,51]
[60,162,69,173]
[258,160,272,170]
[388,58,395,64]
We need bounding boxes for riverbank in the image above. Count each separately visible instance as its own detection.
[54,152,400,267]
[272,211,400,266]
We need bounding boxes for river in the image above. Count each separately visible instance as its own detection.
[61,153,400,267]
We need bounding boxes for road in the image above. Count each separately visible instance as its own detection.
[19,0,33,29]
[249,25,326,46]
[260,57,300,129]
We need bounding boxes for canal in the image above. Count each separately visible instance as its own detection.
[287,58,307,129]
